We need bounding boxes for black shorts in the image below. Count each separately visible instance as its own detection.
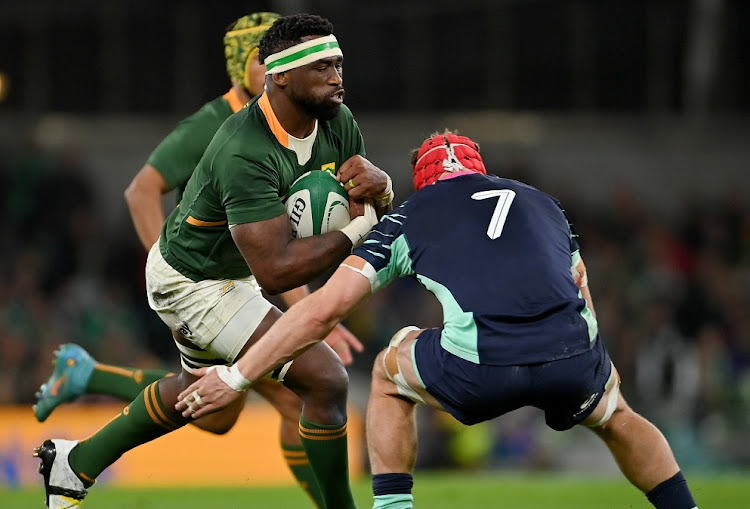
[414,329,612,430]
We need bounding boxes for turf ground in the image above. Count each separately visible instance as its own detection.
[3,472,747,508]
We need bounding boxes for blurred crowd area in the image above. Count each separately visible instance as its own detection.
[0,136,749,472]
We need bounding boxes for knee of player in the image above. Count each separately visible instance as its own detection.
[274,392,304,419]
[208,421,236,435]
[372,350,388,380]
[311,359,349,398]
[201,414,241,435]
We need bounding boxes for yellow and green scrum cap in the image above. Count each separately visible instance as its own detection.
[224,12,280,90]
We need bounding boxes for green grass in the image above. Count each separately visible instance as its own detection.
[3,472,747,508]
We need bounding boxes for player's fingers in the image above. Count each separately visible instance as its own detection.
[177,380,203,408]
[337,343,353,365]
[343,175,360,190]
[188,403,214,420]
[336,154,364,180]
[177,388,193,404]
[192,367,210,377]
[346,177,369,199]
[346,333,365,352]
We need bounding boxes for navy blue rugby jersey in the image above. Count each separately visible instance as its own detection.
[352,173,598,366]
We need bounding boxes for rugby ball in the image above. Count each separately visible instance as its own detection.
[285,170,350,238]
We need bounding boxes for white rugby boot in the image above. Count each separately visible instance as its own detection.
[33,439,89,508]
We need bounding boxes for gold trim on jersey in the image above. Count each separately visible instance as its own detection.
[186,216,228,227]
[222,88,245,113]
[258,92,289,148]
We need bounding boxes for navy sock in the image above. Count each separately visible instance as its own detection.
[646,471,697,509]
[373,473,414,496]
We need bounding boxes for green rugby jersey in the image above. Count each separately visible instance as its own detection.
[146,90,244,202]
[160,92,366,282]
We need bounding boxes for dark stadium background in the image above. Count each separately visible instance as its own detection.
[1,0,749,482]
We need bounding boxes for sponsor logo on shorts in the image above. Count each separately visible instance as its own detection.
[219,280,236,297]
[178,322,193,337]
[573,392,599,417]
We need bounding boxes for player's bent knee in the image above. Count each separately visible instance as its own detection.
[194,406,243,435]
[307,357,349,399]
[389,326,421,349]
[583,363,622,428]
[376,326,425,404]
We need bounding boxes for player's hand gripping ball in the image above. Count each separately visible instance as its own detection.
[285,170,351,238]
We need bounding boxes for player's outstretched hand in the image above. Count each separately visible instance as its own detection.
[337,155,389,200]
[175,366,245,419]
[324,323,364,365]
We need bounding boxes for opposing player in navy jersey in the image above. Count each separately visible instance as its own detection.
[176,131,699,509]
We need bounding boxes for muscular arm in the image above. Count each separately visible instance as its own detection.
[231,212,354,295]
[235,256,372,382]
[124,164,171,250]
[279,283,364,365]
[279,285,311,307]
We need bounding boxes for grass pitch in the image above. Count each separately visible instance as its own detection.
[3,472,747,508]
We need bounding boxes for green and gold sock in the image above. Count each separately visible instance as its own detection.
[86,364,171,401]
[299,416,356,509]
[68,379,189,484]
[282,442,325,509]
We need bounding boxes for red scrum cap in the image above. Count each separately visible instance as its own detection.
[412,133,486,191]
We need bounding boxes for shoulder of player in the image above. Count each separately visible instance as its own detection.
[487,175,566,209]
[206,110,283,174]
[168,96,233,136]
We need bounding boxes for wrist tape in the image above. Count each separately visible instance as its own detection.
[209,364,252,392]
[341,199,377,248]
[374,175,394,207]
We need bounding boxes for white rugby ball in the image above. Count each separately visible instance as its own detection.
[285,170,350,238]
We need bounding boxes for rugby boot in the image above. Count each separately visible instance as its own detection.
[34,344,96,422]
[34,439,89,508]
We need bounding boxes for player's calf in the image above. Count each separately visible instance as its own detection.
[583,366,698,508]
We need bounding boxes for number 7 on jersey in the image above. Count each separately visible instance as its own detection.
[471,189,516,239]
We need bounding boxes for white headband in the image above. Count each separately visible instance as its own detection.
[264,34,343,75]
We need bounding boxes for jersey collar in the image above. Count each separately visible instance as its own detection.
[222,88,246,113]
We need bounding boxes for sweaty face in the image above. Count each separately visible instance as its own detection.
[287,56,345,121]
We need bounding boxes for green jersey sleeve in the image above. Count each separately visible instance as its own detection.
[146,97,233,192]
[216,154,286,226]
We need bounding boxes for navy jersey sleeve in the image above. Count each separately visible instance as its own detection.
[352,201,414,291]
[552,197,580,256]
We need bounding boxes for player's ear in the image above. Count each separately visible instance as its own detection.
[271,71,288,88]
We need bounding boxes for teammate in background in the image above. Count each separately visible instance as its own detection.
[176,132,699,509]
[32,12,362,509]
[34,14,392,509]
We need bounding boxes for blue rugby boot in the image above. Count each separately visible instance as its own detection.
[34,344,96,422]
[34,439,89,508]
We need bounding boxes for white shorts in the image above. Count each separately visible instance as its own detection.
[145,242,274,370]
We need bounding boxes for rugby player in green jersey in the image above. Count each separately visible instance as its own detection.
[34,14,391,509]
[33,12,361,509]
